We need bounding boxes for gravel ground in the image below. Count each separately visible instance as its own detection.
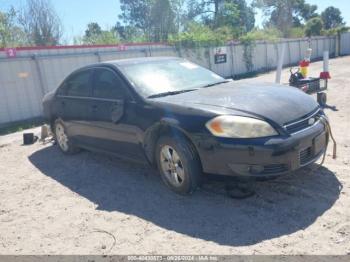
[0,56,349,255]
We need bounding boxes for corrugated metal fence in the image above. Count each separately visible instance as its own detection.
[340,32,350,55]
[0,35,345,126]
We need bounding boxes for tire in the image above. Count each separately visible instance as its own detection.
[53,119,79,154]
[155,135,202,194]
[317,92,327,106]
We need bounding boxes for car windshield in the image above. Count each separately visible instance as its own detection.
[119,59,226,98]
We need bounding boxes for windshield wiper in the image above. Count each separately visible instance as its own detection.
[202,80,231,88]
[147,89,198,98]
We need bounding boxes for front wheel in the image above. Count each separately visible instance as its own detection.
[156,136,202,194]
[317,92,327,106]
[54,119,79,154]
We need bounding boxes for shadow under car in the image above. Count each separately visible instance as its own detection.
[28,145,342,246]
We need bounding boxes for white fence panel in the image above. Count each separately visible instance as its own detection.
[341,32,350,55]
[39,54,98,92]
[0,59,43,123]
[0,36,345,126]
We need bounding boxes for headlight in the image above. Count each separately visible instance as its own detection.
[206,115,278,138]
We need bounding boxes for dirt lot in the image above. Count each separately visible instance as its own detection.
[0,56,350,255]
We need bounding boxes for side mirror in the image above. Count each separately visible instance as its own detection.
[111,99,124,123]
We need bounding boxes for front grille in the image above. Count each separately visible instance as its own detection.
[300,147,313,166]
[284,109,321,134]
[262,164,288,174]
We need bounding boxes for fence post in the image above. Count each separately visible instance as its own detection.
[336,34,340,56]
[207,47,212,70]
[298,39,302,61]
[230,44,235,78]
[287,40,291,65]
[31,55,46,96]
[265,41,268,70]
[94,51,101,62]
[148,44,152,57]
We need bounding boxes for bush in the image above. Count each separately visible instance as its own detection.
[169,22,229,47]
[305,17,323,37]
[239,28,282,43]
[322,26,350,36]
[287,27,305,38]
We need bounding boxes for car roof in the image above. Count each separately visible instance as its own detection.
[70,57,185,74]
[103,56,183,67]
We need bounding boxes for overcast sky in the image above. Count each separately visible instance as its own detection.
[1,0,349,44]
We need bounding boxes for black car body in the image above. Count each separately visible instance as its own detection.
[43,57,328,194]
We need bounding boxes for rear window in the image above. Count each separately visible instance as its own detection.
[59,70,92,97]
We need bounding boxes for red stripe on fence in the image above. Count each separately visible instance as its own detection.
[0,42,170,52]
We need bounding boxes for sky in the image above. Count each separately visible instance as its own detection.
[1,0,349,44]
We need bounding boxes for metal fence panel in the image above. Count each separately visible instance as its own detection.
[0,59,43,123]
[341,32,350,55]
[0,36,345,125]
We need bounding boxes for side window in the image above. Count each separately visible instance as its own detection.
[93,69,126,99]
[63,70,92,97]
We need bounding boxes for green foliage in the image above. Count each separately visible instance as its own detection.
[305,17,323,37]
[115,22,147,42]
[187,0,255,34]
[237,29,281,73]
[254,0,318,37]
[0,8,27,47]
[322,26,350,36]
[82,23,120,45]
[242,41,255,72]
[215,2,240,29]
[118,0,176,42]
[239,28,282,42]
[169,22,225,47]
[1,0,62,47]
[18,0,63,46]
[321,7,345,30]
[287,27,305,38]
[0,118,44,135]
[150,0,176,41]
[230,0,256,32]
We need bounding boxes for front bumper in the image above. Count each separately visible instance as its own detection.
[195,120,328,177]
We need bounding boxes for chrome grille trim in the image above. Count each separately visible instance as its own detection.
[284,109,321,134]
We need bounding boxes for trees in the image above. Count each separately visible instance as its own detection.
[81,23,119,45]
[17,0,62,46]
[118,0,176,42]
[0,8,27,48]
[229,0,255,32]
[305,17,323,37]
[187,0,255,34]
[118,0,154,40]
[150,0,176,41]
[254,0,318,37]
[321,7,345,30]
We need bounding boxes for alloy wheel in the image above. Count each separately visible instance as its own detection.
[55,123,69,152]
[160,145,185,187]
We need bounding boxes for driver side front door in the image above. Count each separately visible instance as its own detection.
[87,67,145,160]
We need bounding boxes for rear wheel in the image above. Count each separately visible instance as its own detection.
[54,119,79,154]
[156,136,202,194]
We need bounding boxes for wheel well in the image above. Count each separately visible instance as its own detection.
[143,124,201,168]
[49,116,59,133]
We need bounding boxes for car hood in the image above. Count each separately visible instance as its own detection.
[153,81,319,125]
